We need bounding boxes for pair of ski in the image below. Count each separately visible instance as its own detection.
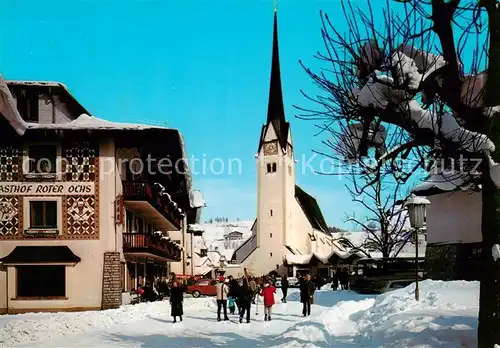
[242,268,263,317]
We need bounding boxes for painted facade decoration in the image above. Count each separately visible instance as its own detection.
[65,196,97,237]
[0,196,20,236]
[0,141,99,240]
[63,143,97,182]
[0,147,21,181]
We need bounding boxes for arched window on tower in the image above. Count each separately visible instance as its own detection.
[266,163,277,174]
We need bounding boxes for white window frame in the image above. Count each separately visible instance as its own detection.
[23,142,62,180]
[23,196,63,236]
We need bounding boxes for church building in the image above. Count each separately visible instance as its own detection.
[234,10,360,277]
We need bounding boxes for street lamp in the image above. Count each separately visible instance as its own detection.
[404,195,430,301]
[219,256,227,276]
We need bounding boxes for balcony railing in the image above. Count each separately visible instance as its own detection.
[122,181,154,201]
[123,233,181,261]
[122,181,182,229]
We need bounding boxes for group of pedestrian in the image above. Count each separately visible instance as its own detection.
[331,268,350,290]
[163,271,324,324]
[136,276,173,303]
[215,274,277,323]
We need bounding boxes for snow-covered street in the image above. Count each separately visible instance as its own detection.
[0,281,478,348]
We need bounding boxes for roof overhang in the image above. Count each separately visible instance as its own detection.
[0,75,27,136]
[0,246,81,265]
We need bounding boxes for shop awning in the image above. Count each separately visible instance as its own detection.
[0,246,81,265]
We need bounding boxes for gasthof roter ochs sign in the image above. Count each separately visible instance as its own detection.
[0,182,95,195]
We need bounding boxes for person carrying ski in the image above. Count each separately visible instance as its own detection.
[237,277,253,323]
[248,277,257,304]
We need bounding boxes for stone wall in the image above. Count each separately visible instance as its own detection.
[426,242,482,281]
[101,252,122,310]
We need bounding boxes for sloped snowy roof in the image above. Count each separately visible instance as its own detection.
[284,249,361,265]
[188,224,205,233]
[220,249,235,261]
[195,264,213,276]
[330,231,367,246]
[285,253,313,265]
[7,80,69,88]
[0,75,27,135]
[25,114,167,131]
[412,168,479,196]
[369,239,427,258]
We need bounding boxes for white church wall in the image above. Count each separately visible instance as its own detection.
[291,200,313,254]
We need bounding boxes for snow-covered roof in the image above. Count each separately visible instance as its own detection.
[412,168,479,196]
[195,263,213,276]
[285,253,313,265]
[25,114,167,131]
[0,75,27,135]
[369,239,427,258]
[7,80,70,89]
[330,231,367,246]
[220,249,235,261]
[404,195,430,206]
[188,224,205,233]
[284,249,362,265]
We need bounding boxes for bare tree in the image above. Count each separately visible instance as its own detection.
[345,168,411,258]
[298,0,500,346]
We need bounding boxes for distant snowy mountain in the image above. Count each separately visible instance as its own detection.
[191,220,253,275]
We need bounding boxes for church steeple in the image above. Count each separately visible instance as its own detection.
[258,8,290,152]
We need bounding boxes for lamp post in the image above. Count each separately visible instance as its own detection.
[404,195,430,301]
[219,257,226,277]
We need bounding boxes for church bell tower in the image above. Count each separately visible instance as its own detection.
[255,7,295,273]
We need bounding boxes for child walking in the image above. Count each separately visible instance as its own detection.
[228,296,236,314]
[260,279,276,321]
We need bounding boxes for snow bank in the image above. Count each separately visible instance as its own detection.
[0,299,217,347]
[280,280,478,347]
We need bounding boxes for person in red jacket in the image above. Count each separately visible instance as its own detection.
[260,279,276,321]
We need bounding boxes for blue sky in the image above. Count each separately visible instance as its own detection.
[0,0,423,228]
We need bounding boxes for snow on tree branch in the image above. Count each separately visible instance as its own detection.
[298,1,500,190]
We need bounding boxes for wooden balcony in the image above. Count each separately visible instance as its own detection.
[122,181,182,230]
[123,233,181,262]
